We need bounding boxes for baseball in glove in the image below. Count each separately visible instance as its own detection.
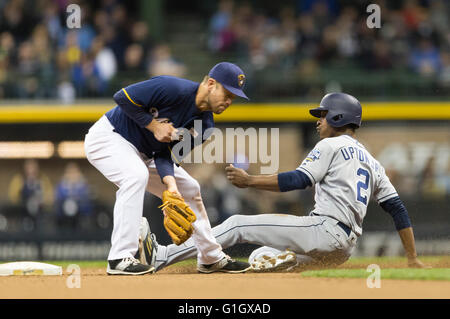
[158,190,197,245]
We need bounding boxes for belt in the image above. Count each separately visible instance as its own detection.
[337,221,351,237]
[311,212,352,237]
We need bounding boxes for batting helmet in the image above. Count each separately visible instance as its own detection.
[309,93,362,128]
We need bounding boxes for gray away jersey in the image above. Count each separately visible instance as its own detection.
[297,135,398,236]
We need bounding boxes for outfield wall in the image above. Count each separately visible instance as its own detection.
[0,102,449,122]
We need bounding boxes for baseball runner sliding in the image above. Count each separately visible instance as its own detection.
[138,92,428,272]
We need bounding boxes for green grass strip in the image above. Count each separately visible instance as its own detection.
[346,256,447,265]
[301,268,450,281]
[43,260,107,268]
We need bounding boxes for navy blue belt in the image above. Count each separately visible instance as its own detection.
[337,221,351,237]
[311,213,352,237]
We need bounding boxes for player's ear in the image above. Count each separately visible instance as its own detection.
[202,75,210,84]
[207,77,216,91]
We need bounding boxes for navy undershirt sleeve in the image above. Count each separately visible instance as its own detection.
[113,89,153,128]
[278,170,312,192]
[380,196,412,230]
[154,151,175,181]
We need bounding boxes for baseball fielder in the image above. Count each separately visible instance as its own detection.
[139,92,428,272]
[84,62,251,275]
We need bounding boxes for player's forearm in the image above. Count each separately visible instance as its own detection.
[398,227,418,259]
[247,174,280,192]
[162,175,179,194]
[154,153,175,180]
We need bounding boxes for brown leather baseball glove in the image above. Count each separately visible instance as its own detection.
[159,190,197,245]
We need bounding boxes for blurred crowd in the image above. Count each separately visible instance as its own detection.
[5,159,102,233]
[1,154,447,234]
[1,0,450,100]
[0,0,186,100]
[207,0,450,95]
[1,158,305,234]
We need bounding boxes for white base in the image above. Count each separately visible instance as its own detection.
[0,262,62,276]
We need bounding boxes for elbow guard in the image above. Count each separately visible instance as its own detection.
[278,170,312,192]
[380,196,412,231]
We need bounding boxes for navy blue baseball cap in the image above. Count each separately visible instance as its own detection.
[208,62,249,100]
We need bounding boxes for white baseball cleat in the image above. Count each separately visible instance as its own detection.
[137,217,158,270]
[250,250,298,272]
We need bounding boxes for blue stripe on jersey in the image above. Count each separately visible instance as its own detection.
[164,221,326,259]
[377,192,398,202]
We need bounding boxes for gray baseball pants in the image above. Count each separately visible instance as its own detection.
[154,213,358,271]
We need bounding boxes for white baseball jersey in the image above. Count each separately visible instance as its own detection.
[297,135,398,236]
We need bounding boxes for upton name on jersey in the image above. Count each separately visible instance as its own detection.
[297,135,398,236]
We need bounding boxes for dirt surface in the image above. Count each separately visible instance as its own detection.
[1,264,449,299]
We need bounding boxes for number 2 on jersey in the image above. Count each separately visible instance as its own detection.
[356,168,370,205]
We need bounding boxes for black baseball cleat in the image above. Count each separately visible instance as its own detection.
[197,255,251,274]
[106,257,154,275]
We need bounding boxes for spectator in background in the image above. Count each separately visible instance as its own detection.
[418,157,447,199]
[361,39,393,70]
[93,9,110,36]
[16,40,40,98]
[8,159,54,231]
[91,35,117,85]
[409,37,442,76]
[124,43,145,74]
[208,0,234,52]
[61,30,82,69]
[147,44,186,77]
[117,43,147,86]
[72,53,105,97]
[0,31,15,61]
[334,6,359,59]
[315,25,339,63]
[306,0,337,32]
[31,24,55,98]
[263,6,297,69]
[296,13,320,59]
[56,36,77,103]
[55,162,93,230]
[429,0,449,38]
[130,21,153,55]
[0,0,37,43]
[75,2,96,53]
[439,52,450,87]
[0,31,15,98]
[401,0,427,32]
[107,4,131,69]
[41,0,64,46]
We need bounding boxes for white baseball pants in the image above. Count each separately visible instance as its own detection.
[84,115,225,264]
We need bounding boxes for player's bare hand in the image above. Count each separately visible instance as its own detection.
[168,188,182,198]
[226,164,250,188]
[407,257,431,269]
[147,120,177,143]
[162,176,182,197]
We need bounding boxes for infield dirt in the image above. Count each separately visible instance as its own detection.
[1,262,449,299]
